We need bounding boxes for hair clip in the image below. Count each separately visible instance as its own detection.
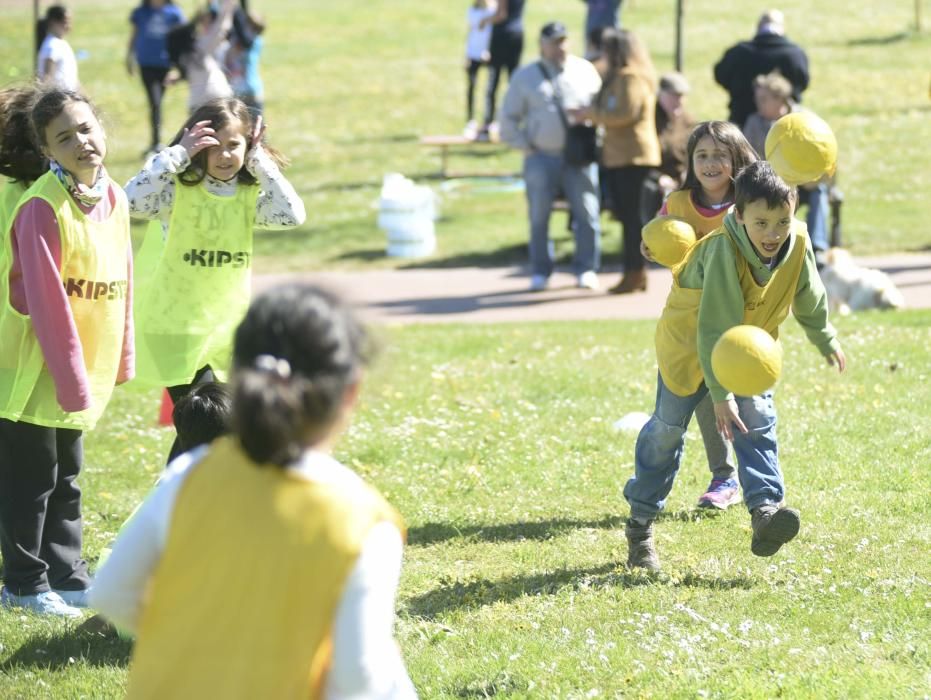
[254,354,291,379]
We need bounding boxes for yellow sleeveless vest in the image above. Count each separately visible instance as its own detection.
[665,189,730,238]
[656,224,807,397]
[127,437,405,700]
[0,172,129,429]
[0,179,28,237]
[134,179,259,386]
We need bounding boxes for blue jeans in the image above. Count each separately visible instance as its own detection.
[624,374,784,521]
[801,183,829,254]
[523,152,601,277]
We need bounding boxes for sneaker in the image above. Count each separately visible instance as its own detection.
[54,588,90,608]
[750,504,800,557]
[529,274,549,292]
[463,120,479,140]
[1,588,82,618]
[697,477,741,509]
[576,270,600,290]
[625,519,660,571]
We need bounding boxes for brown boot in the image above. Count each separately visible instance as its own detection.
[608,268,648,294]
[625,518,660,571]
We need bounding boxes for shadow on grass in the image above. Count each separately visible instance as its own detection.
[404,563,754,620]
[0,618,131,671]
[846,32,910,46]
[331,241,530,268]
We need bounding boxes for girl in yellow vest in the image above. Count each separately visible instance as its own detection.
[91,283,417,699]
[125,97,305,463]
[642,121,759,513]
[0,87,133,617]
[0,86,48,234]
[624,161,845,571]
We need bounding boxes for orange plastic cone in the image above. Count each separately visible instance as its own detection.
[158,390,174,426]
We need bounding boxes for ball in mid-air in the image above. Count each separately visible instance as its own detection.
[711,325,783,396]
[764,112,837,186]
[642,216,697,268]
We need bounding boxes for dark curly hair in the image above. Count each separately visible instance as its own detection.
[0,86,47,183]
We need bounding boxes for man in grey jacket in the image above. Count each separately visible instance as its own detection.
[500,21,603,291]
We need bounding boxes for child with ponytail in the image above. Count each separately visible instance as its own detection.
[92,283,416,699]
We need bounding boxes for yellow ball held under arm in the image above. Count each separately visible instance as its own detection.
[711,325,783,396]
[641,215,697,268]
[764,111,838,186]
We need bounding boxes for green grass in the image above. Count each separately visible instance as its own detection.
[2,312,930,697]
[1,0,929,268]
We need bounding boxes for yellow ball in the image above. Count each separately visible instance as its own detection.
[711,325,783,396]
[642,216,697,268]
[764,112,837,186]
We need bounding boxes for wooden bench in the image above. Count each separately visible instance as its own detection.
[419,135,513,179]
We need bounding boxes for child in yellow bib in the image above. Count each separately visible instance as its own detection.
[126,97,305,463]
[0,88,132,617]
[0,86,48,236]
[644,121,759,510]
[624,161,846,571]
[91,283,416,699]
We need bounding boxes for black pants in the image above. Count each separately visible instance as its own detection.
[165,365,217,464]
[0,419,89,595]
[139,65,170,149]
[484,29,523,125]
[603,165,652,272]
[466,59,486,122]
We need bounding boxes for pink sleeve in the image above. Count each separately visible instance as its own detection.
[658,199,669,216]
[13,199,92,412]
[117,243,135,384]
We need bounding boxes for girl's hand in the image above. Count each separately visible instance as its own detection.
[249,114,266,152]
[179,120,219,158]
[640,240,655,263]
[827,348,847,373]
[714,398,747,442]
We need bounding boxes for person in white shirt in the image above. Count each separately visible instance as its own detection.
[463,0,497,138]
[35,5,79,91]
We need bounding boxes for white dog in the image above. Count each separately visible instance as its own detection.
[819,248,906,315]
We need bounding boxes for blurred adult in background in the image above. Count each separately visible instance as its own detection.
[127,0,186,155]
[713,9,809,126]
[581,0,622,59]
[575,28,659,294]
[479,0,526,140]
[500,22,602,292]
[36,5,78,91]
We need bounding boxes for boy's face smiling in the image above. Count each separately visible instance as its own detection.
[736,198,794,261]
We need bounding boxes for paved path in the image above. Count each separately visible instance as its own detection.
[255,252,931,325]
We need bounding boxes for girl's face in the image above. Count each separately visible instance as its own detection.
[51,11,72,36]
[205,118,248,181]
[755,87,788,121]
[691,135,733,198]
[44,100,106,186]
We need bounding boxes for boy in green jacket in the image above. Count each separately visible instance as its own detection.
[625,160,846,570]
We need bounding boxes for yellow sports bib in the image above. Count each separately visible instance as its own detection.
[665,189,730,239]
[134,180,259,386]
[656,224,806,397]
[0,179,28,238]
[0,172,129,429]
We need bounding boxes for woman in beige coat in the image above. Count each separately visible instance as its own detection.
[576,29,660,293]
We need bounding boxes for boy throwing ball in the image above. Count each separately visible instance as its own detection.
[624,160,846,571]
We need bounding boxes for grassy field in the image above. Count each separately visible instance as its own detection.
[1,1,930,697]
[0,312,929,697]
[1,0,929,269]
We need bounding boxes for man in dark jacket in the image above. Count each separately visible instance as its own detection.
[714,10,809,126]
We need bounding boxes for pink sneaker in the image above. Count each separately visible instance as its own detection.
[697,477,741,509]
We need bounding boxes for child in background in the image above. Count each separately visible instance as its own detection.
[0,87,133,616]
[165,0,235,112]
[625,161,845,570]
[464,0,497,139]
[125,96,305,463]
[223,8,266,114]
[36,5,79,91]
[645,121,758,510]
[0,86,48,233]
[171,381,230,454]
[91,283,417,699]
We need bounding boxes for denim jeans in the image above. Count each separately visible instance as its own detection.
[624,374,783,521]
[523,152,601,277]
[800,183,829,254]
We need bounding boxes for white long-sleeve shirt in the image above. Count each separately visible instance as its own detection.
[124,143,306,232]
[90,447,417,699]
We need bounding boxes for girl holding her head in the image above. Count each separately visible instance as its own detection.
[36,5,79,91]
[125,97,305,462]
[92,283,417,699]
[646,120,758,511]
[0,87,133,617]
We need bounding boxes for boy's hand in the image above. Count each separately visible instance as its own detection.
[827,348,847,373]
[714,399,747,442]
[179,120,218,158]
